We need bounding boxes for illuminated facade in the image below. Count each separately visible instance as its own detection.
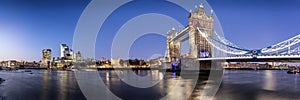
[44,44,74,69]
[2,60,19,68]
[42,49,52,67]
[69,49,74,60]
[60,44,73,60]
[60,44,70,58]
[42,49,52,62]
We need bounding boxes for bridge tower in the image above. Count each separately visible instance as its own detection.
[166,4,215,62]
[167,28,181,61]
[188,4,214,58]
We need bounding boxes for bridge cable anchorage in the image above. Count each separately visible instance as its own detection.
[261,34,300,53]
[196,27,249,55]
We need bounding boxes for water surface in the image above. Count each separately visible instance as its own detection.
[0,70,299,100]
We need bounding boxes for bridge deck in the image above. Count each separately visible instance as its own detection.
[197,55,300,62]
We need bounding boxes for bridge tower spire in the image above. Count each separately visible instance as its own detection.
[166,27,181,61]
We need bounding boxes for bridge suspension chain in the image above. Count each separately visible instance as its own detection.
[196,27,249,55]
[261,34,300,53]
[213,31,244,49]
[280,46,300,55]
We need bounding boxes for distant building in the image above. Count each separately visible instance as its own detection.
[100,57,106,62]
[111,57,121,67]
[60,44,70,58]
[0,61,4,67]
[60,44,74,61]
[70,49,74,60]
[75,51,82,61]
[2,60,19,69]
[42,49,52,66]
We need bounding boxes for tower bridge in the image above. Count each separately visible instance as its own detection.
[166,3,214,60]
[165,4,300,64]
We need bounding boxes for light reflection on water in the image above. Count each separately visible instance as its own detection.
[215,70,300,100]
[0,70,85,100]
[0,70,300,100]
[98,70,200,100]
[0,70,204,100]
[263,70,276,91]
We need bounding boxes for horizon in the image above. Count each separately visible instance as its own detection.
[0,0,300,61]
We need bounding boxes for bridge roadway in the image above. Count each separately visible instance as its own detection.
[197,55,300,62]
[170,27,189,42]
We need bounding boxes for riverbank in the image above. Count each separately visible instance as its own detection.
[1,67,287,71]
[224,68,287,70]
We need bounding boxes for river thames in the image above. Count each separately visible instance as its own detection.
[0,70,299,100]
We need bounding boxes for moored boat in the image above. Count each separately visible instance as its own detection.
[287,66,300,74]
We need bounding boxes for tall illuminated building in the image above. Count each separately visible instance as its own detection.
[42,49,52,67]
[42,49,52,61]
[69,49,74,60]
[60,44,70,58]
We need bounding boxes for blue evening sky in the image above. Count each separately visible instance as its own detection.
[0,0,299,61]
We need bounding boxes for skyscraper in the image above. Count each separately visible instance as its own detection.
[42,49,52,67]
[42,49,52,61]
[75,51,82,61]
[60,44,70,58]
[69,49,74,60]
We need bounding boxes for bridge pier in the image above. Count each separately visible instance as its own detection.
[180,58,213,72]
[200,60,212,72]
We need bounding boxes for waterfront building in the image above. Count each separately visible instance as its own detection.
[84,58,97,68]
[51,57,71,69]
[225,62,272,69]
[100,57,106,62]
[0,61,4,67]
[111,57,121,68]
[3,60,19,69]
[42,49,52,68]
[60,44,70,58]
[70,49,74,60]
[75,51,82,62]
[42,44,75,69]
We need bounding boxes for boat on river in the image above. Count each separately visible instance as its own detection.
[287,66,300,74]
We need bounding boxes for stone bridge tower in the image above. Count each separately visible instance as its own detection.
[188,4,214,58]
[166,28,181,59]
[166,4,214,60]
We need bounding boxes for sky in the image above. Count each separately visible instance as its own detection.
[0,0,300,61]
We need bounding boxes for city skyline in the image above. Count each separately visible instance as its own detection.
[0,0,300,61]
